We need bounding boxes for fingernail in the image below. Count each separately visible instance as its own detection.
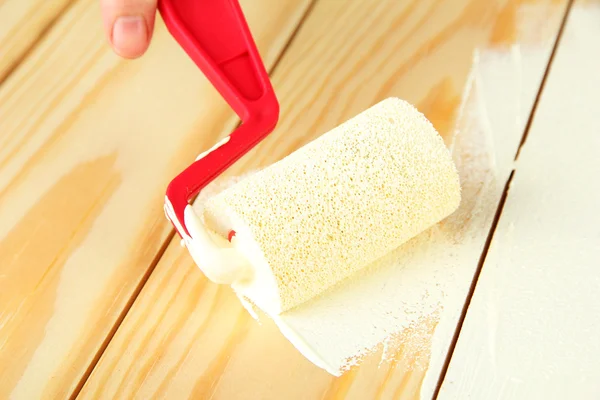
[112,16,148,58]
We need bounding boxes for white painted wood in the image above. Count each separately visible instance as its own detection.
[440,3,600,399]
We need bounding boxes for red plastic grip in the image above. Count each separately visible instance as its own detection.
[159,0,279,237]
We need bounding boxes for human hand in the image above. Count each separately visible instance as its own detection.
[101,0,157,59]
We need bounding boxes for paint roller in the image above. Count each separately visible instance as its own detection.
[160,0,461,315]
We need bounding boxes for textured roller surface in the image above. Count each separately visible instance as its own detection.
[204,97,461,314]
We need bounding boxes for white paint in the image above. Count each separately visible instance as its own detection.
[164,175,256,285]
[183,206,252,284]
[163,196,191,242]
[194,136,230,161]
[440,6,600,399]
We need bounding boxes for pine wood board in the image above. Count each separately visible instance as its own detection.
[80,0,569,398]
[0,0,312,397]
[0,0,74,83]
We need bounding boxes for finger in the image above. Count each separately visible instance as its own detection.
[101,0,157,59]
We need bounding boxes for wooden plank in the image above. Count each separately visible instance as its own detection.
[0,0,74,82]
[80,0,569,398]
[0,0,312,398]
[439,1,600,398]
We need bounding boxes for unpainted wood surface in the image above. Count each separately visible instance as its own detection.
[0,0,311,397]
[0,0,74,82]
[440,0,600,398]
[80,0,568,399]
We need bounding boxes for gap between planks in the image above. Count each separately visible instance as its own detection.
[514,0,575,161]
[68,1,320,398]
[0,0,78,86]
[431,0,576,397]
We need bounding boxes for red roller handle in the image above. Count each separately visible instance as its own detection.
[159,0,279,237]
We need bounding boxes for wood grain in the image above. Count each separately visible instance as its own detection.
[440,1,600,398]
[80,0,569,398]
[0,0,74,83]
[0,0,312,397]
